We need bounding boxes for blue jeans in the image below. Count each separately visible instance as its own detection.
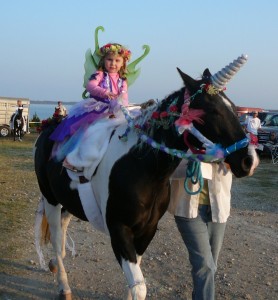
[175,205,227,300]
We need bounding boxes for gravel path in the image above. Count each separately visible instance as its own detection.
[0,138,277,299]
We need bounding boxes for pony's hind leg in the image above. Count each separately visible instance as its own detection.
[44,200,72,298]
[48,210,73,274]
[61,210,73,258]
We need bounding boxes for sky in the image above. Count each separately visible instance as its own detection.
[1,0,277,109]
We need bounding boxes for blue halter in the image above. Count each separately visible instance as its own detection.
[184,137,249,195]
[223,137,249,157]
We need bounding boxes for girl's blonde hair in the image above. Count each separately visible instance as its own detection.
[97,43,131,79]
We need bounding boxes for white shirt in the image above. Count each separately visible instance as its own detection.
[55,105,67,116]
[245,116,261,135]
[168,162,232,223]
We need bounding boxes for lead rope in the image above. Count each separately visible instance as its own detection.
[184,160,204,195]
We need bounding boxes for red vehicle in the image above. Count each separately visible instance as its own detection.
[236,106,264,117]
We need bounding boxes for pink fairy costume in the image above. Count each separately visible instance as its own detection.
[50,71,128,141]
[50,71,128,161]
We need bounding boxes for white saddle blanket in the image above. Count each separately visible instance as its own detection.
[66,106,142,231]
[66,107,140,180]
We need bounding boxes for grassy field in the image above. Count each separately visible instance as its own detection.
[0,133,40,261]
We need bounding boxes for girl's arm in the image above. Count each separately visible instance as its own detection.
[121,80,129,106]
[86,72,109,99]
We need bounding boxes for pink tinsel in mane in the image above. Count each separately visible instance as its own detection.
[175,103,205,129]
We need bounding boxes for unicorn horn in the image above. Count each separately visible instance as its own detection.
[211,54,248,90]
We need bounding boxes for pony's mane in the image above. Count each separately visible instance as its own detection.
[140,87,186,149]
[159,87,185,112]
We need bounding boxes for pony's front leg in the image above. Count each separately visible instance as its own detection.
[122,256,147,300]
[44,201,72,298]
[19,129,23,141]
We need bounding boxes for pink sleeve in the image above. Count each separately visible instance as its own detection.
[86,71,108,98]
[121,80,129,106]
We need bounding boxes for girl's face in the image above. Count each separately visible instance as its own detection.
[104,53,124,74]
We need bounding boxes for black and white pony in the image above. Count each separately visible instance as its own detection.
[11,107,24,141]
[34,55,259,300]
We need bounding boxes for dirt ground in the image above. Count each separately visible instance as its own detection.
[0,134,277,299]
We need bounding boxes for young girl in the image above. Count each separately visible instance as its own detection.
[50,43,131,171]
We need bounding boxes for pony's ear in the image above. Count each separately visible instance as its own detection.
[203,68,211,79]
[177,68,198,91]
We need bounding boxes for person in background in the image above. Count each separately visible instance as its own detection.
[263,131,278,156]
[245,111,261,145]
[49,43,131,171]
[168,162,232,300]
[11,100,24,122]
[268,131,278,144]
[55,101,67,117]
[16,99,23,111]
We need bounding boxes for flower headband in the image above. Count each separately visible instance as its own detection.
[97,43,131,61]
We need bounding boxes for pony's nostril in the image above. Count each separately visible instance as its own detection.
[241,156,253,174]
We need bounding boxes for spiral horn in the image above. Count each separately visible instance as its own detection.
[211,54,248,90]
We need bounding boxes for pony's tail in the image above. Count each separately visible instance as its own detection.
[40,212,51,245]
[34,195,49,270]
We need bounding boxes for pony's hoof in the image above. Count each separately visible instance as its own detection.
[58,291,72,300]
[48,259,58,273]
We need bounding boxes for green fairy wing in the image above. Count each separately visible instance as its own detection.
[82,26,104,98]
[126,45,150,87]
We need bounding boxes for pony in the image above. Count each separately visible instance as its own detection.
[11,107,24,141]
[34,55,259,300]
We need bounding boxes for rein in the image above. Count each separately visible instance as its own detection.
[119,94,249,194]
[120,105,249,161]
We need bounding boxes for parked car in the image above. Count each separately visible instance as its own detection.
[239,113,251,127]
[258,113,278,145]
[258,111,278,125]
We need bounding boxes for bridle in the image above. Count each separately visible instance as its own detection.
[120,94,249,163]
[181,123,249,160]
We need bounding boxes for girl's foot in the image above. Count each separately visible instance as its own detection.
[63,159,83,172]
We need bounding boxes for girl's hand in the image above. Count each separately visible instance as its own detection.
[106,92,118,100]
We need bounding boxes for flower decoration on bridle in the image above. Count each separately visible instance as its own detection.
[149,101,179,130]
[36,112,63,133]
[97,43,132,61]
[203,83,225,95]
